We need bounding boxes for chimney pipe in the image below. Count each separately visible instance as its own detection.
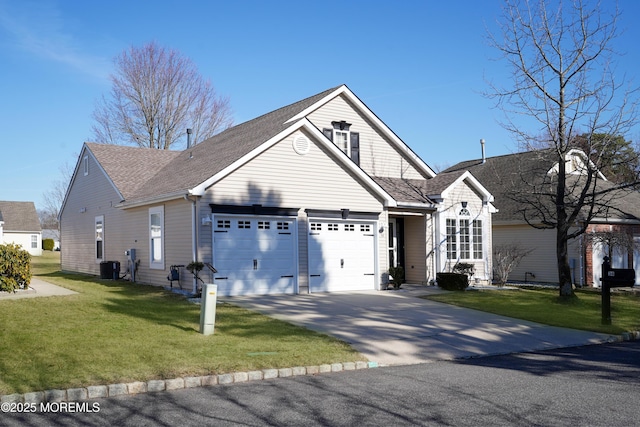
[187,128,193,148]
[480,139,486,164]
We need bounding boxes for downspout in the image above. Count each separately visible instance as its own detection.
[184,194,198,294]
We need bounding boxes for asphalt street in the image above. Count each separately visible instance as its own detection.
[4,341,640,427]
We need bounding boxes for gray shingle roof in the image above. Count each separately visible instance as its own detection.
[444,150,640,223]
[0,201,41,232]
[88,86,342,204]
[85,143,180,200]
[371,177,435,205]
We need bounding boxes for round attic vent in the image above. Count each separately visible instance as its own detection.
[292,135,310,155]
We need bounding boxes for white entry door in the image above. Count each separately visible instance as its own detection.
[212,215,296,296]
[308,220,376,292]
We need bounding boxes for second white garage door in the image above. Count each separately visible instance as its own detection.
[308,220,377,292]
[212,215,296,296]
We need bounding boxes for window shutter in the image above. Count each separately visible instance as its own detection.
[323,128,333,141]
[350,132,360,165]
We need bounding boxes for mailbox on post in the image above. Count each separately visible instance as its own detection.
[600,256,635,325]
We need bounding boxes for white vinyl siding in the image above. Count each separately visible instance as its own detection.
[438,179,492,281]
[209,130,382,212]
[60,149,126,276]
[307,95,426,180]
[493,225,581,284]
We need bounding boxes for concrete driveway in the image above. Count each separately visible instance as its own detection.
[224,285,618,366]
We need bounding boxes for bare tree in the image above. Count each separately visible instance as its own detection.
[492,243,534,286]
[487,0,639,297]
[92,42,233,149]
[40,160,74,237]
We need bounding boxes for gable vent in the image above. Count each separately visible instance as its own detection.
[292,135,311,155]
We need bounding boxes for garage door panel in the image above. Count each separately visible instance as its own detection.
[308,220,376,293]
[213,216,296,296]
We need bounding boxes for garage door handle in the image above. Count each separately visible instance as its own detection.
[279,232,291,235]
[364,273,375,276]
[281,275,294,278]
[214,230,228,233]
[310,274,321,277]
[215,277,228,280]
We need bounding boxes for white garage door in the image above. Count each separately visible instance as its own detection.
[212,215,296,296]
[308,220,376,293]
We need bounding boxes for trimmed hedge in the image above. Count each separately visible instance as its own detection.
[436,272,469,291]
[43,238,55,251]
[0,243,32,292]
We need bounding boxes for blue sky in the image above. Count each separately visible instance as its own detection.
[1,0,639,211]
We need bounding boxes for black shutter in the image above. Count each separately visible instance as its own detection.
[350,132,360,165]
[323,128,333,141]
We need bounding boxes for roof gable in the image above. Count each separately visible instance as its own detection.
[79,85,435,208]
[0,201,41,232]
[444,149,640,223]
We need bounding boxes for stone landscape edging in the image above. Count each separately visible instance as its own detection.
[0,361,377,404]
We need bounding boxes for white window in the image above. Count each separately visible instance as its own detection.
[83,155,89,176]
[334,130,349,154]
[31,235,38,249]
[95,216,104,262]
[473,220,483,259]
[446,219,457,260]
[446,217,484,261]
[149,207,164,269]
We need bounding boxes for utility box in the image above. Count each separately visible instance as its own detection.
[200,284,218,335]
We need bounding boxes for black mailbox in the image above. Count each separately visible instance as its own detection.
[603,268,635,288]
[601,256,636,325]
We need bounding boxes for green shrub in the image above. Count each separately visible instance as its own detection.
[0,243,32,292]
[436,272,469,291]
[42,238,55,251]
[388,266,405,289]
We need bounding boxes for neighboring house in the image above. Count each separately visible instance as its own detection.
[0,201,43,256]
[445,149,640,287]
[60,85,495,296]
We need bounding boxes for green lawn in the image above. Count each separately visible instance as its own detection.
[424,287,640,335]
[0,252,364,395]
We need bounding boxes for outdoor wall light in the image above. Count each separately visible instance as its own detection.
[341,209,349,219]
[461,201,468,208]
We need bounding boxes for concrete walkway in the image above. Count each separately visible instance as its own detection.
[224,284,618,366]
[0,277,77,300]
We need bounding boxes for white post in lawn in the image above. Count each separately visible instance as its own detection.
[200,284,218,335]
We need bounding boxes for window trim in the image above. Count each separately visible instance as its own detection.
[95,215,104,263]
[149,206,164,269]
[445,215,484,261]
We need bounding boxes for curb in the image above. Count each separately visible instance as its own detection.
[0,361,377,404]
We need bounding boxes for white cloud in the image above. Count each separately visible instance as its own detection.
[0,0,111,80]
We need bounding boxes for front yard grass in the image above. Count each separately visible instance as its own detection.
[424,287,640,335]
[0,252,364,395]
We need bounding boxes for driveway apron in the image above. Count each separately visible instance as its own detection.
[224,288,617,366]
